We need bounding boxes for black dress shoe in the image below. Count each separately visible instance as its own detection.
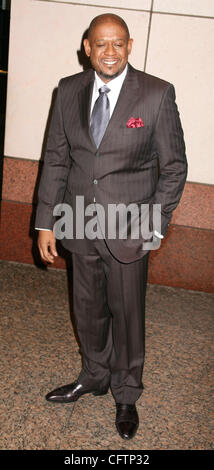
[45,380,109,403]
[115,403,139,440]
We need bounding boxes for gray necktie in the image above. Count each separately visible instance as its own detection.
[90,85,110,148]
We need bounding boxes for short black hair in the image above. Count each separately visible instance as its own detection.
[88,13,130,42]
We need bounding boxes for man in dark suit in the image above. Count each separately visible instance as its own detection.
[35,13,187,440]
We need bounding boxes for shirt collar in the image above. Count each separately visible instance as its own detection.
[94,64,128,93]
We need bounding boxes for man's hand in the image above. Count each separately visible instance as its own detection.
[37,230,58,264]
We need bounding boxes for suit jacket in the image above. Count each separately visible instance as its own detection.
[35,63,187,263]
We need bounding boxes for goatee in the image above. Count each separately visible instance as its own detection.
[99,69,121,81]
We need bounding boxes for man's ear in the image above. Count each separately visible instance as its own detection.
[128,38,133,55]
[83,39,91,57]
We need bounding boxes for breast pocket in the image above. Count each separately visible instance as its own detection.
[121,124,151,144]
[122,127,145,135]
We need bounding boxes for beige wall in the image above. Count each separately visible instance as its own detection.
[4,0,214,184]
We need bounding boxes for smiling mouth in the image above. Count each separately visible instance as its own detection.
[102,60,118,66]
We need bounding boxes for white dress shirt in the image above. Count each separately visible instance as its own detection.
[90,64,128,119]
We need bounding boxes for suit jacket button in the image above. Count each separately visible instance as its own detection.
[93,179,98,185]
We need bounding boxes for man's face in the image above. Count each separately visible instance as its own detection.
[84,21,133,83]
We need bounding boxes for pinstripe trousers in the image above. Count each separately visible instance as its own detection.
[71,237,149,404]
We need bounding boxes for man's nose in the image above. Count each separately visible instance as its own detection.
[105,42,116,55]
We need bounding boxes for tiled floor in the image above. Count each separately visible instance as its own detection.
[0,260,213,450]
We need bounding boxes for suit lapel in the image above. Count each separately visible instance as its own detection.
[99,64,140,148]
[78,70,96,149]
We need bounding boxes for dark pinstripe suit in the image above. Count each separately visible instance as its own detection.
[35,64,187,403]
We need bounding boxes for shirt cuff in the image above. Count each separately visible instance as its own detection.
[35,228,52,231]
[153,230,164,239]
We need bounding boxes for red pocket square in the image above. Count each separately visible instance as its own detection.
[126,117,144,128]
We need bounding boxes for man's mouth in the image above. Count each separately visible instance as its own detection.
[102,60,118,66]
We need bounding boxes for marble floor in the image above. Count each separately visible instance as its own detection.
[0,259,213,450]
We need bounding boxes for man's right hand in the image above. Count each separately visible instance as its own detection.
[37,230,58,264]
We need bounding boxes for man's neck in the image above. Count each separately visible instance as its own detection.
[94,64,128,87]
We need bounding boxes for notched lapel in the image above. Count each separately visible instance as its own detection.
[99,65,141,147]
[78,76,96,149]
